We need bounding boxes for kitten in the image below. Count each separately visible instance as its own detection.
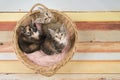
[41,23,68,55]
[31,7,56,24]
[21,7,56,27]
[18,21,43,53]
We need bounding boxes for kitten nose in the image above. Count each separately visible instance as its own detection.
[26,32,31,36]
[59,37,61,40]
[48,16,51,18]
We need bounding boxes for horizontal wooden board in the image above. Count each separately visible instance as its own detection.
[65,12,120,21]
[76,21,120,30]
[1,31,120,42]
[0,13,26,21]
[1,52,120,61]
[0,74,120,80]
[1,21,120,31]
[0,22,16,31]
[0,31,13,42]
[77,42,120,52]
[0,12,120,21]
[0,61,120,73]
[78,30,120,42]
[1,42,120,52]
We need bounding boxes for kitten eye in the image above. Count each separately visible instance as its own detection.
[46,12,48,15]
[29,28,31,31]
[55,35,58,38]
[61,34,63,36]
[44,18,47,20]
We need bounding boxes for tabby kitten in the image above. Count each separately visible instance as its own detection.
[41,23,68,55]
[18,21,43,53]
[31,7,56,24]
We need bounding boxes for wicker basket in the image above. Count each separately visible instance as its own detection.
[13,3,78,76]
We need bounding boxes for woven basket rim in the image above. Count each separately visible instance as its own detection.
[13,4,78,77]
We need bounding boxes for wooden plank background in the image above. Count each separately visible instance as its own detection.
[0,74,120,80]
[0,12,120,79]
[0,0,120,79]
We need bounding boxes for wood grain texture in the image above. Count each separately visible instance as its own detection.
[0,61,120,73]
[76,21,120,30]
[1,42,120,52]
[0,12,120,77]
[0,13,26,21]
[64,12,120,21]
[1,52,120,61]
[0,12,120,21]
[0,74,120,80]
[0,12,120,31]
[59,78,106,80]
[0,22,16,31]
[78,30,120,42]
[2,30,120,42]
[77,42,120,52]
[0,31,12,42]
[1,21,120,31]
[0,42,13,52]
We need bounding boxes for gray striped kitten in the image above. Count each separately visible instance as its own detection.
[41,23,68,55]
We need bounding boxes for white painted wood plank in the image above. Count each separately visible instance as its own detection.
[0,0,120,11]
[0,52,17,60]
[79,30,120,42]
[73,53,120,60]
[0,31,12,42]
[0,74,120,80]
[1,52,120,61]
[1,31,120,42]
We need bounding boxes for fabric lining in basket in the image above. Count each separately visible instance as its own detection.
[13,3,78,77]
[25,40,70,66]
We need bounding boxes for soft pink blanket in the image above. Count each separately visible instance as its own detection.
[25,42,70,66]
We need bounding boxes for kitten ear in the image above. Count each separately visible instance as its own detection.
[60,24,65,31]
[48,28,55,35]
[20,26,25,33]
[56,29,59,32]
[20,26,24,30]
[38,7,45,13]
